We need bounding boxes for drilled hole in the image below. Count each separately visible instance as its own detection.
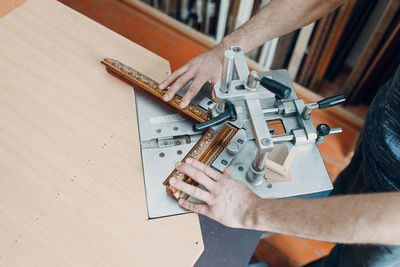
[232,47,241,52]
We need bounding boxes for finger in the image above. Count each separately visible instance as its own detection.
[176,162,216,191]
[178,198,209,215]
[179,80,204,108]
[185,158,222,181]
[159,65,188,90]
[223,167,230,175]
[164,71,193,101]
[210,89,216,102]
[169,177,212,203]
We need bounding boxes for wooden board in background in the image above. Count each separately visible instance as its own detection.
[308,0,356,91]
[343,0,400,97]
[270,30,299,70]
[350,15,400,104]
[296,16,327,86]
[325,0,377,81]
[0,0,203,266]
[287,22,315,80]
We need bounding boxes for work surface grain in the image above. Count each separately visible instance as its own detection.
[0,0,203,266]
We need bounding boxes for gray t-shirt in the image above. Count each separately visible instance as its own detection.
[310,65,400,267]
[333,65,400,195]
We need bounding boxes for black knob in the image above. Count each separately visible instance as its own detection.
[260,77,291,99]
[193,101,237,132]
[316,124,331,137]
[318,94,346,109]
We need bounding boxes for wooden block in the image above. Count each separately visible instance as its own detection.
[0,0,203,266]
[265,145,297,183]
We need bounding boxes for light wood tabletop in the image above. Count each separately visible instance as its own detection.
[0,0,203,265]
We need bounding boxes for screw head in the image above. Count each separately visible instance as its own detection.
[226,142,239,155]
[261,138,271,146]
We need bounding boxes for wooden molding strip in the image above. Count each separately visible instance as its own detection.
[101,58,210,123]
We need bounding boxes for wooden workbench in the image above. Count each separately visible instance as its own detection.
[0,0,204,265]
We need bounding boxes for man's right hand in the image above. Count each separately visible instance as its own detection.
[159,47,225,108]
[169,158,261,229]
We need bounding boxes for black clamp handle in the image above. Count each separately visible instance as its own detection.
[193,101,237,132]
[260,77,291,99]
[318,94,346,109]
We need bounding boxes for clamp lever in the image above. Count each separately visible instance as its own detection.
[259,77,291,99]
[302,94,346,120]
[193,101,237,132]
[318,94,346,108]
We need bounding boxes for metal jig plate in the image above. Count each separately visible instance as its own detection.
[135,70,332,219]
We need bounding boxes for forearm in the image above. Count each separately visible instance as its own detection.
[215,0,346,53]
[248,192,400,245]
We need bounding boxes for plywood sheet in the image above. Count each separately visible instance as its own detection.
[0,0,203,266]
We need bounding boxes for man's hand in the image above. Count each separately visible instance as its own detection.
[169,158,261,228]
[159,47,225,108]
[158,0,346,109]
[168,159,400,246]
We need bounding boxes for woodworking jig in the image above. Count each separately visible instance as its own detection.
[102,46,345,219]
